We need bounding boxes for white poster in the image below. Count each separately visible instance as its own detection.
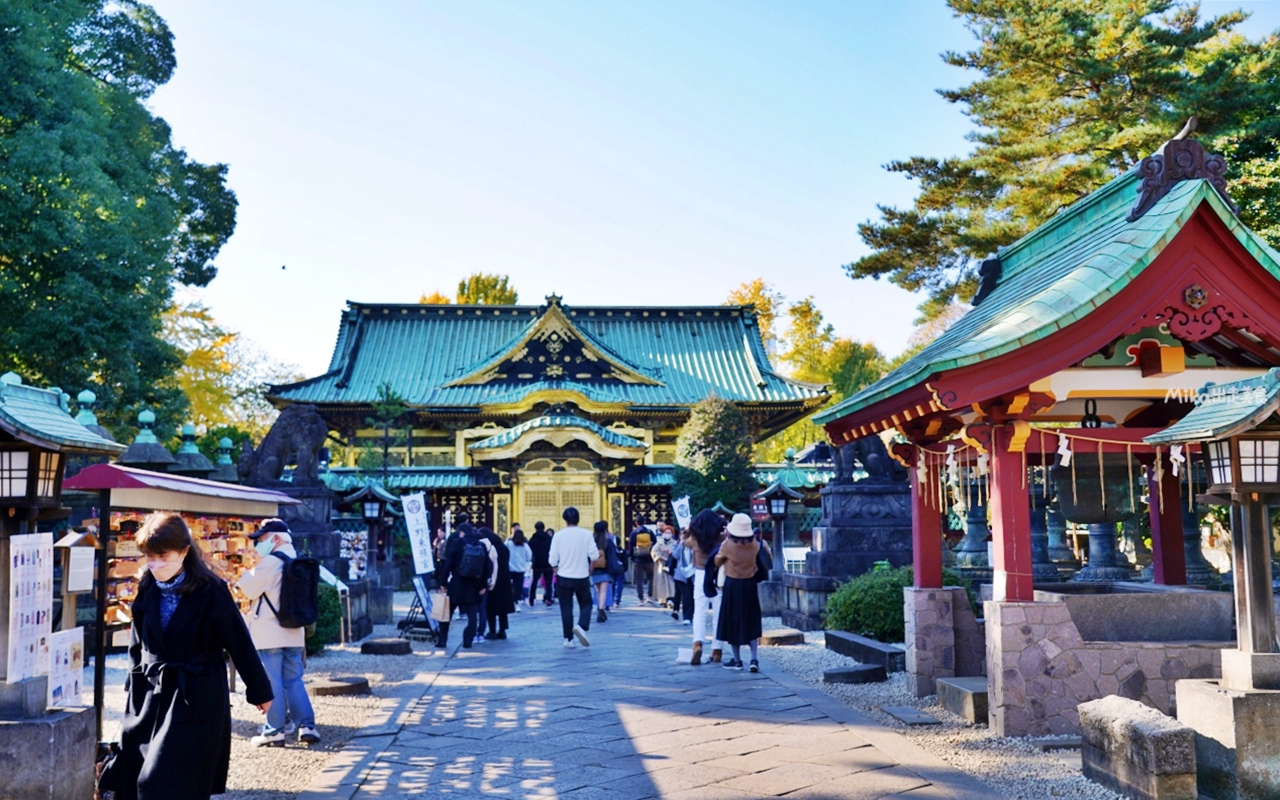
[339,529,368,581]
[402,492,434,576]
[47,627,84,707]
[67,547,95,593]
[671,495,692,531]
[7,532,53,683]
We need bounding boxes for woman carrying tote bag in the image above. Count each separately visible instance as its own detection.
[714,513,764,672]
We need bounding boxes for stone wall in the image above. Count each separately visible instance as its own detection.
[904,587,986,697]
[985,599,1225,737]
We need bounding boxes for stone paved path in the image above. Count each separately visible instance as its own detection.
[297,600,1001,800]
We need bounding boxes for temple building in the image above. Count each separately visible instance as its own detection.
[269,295,828,532]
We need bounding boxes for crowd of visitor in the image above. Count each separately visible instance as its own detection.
[426,505,772,668]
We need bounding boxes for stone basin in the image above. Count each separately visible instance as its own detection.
[1033,582,1234,644]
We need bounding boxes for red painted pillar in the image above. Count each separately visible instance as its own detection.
[989,424,1034,602]
[912,450,943,589]
[1148,459,1187,585]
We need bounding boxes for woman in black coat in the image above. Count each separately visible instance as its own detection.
[99,513,273,800]
[482,527,514,639]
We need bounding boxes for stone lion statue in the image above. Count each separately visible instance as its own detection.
[239,404,329,486]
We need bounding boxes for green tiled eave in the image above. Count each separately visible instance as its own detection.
[469,414,645,451]
[816,176,1280,427]
[1146,369,1280,444]
[271,303,826,409]
[0,382,124,454]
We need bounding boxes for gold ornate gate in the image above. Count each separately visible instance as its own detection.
[517,458,600,530]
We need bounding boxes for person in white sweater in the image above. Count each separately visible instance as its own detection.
[547,507,598,648]
[506,525,533,609]
[237,519,319,747]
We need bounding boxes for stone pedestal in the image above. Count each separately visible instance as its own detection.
[275,484,342,562]
[782,481,911,630]
[344,579,374,641]
[904,587,986,698]
[1177,677,1280,799]
[757,579,785,616]
[0,708,97,800]
[1075,523,1134,582]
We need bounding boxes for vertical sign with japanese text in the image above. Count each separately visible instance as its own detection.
[403,492,434,576]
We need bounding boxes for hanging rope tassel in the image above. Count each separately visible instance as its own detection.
[1098,440,1106,514]
[1070,435,1079,508]
[1152,447,1163,515]
[1126,444,1135,516]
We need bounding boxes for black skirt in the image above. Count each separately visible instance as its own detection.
[716,576,762,646]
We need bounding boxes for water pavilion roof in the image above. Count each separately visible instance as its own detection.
[817,139,1280,443]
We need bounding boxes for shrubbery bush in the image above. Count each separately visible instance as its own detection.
[305,582,343,656]
[822,563,977,643]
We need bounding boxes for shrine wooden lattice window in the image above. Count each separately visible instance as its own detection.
[432,490,492,530]
[625,488,672,531]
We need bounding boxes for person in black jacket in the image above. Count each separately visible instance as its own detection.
[527,521,554,607]
[436,522,496,649]
[482,526,514,639]
[98,512,273,800]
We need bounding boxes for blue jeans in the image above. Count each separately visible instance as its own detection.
[258,647,315,734]
[610,573,626,607]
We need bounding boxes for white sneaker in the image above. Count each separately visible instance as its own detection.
[298,726,321,744]
[573,624,591,647]
[682,620,692,626]
[564,639,577,648]
[251,732,286,747]
[475,634,486,643]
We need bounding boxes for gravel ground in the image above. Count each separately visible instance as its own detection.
[757,617,1122,800]
[90,592,443,800]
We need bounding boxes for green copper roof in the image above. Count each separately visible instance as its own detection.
[0,377,125,454]
[816,170,1280,427]
[1146,369,1280,444]
[322,467,500,492]
[270,299,825,409]
[469,414,645,452]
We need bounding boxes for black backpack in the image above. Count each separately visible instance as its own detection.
[258,551,320,628]
[458,537,488,581]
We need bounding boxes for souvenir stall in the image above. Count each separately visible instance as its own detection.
[60,463,299,737]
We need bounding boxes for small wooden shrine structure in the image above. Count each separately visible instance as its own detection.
[817,136,1280,735]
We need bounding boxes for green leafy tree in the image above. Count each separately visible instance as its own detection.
[456,273,518,305]
[847,0,1280,320]
[359,383,412,479]
[0,0,239,435]
[673,395,757,513]
[194,425,254,465]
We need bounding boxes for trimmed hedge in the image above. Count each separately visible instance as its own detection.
[305,582,343,656]
[822,563,977,643]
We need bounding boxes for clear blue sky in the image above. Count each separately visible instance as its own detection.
[147,0,1280,377]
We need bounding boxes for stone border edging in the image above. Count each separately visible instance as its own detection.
[759,657,1006,800]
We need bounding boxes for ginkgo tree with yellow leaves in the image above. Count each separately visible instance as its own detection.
[162,302,301,443]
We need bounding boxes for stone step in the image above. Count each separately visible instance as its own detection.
[824,664,887,684]
[360,638,412,655]
[881,705,940,725]
[824,630,905,672]
[936,676,989,724]
[310,676,372,696]
[759,628,805,646]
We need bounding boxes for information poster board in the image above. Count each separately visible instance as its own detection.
[66,546,95,593]
[7,532,53,683]
[46,627,84,707]
[339,529,368,581]
[403,492,434,576]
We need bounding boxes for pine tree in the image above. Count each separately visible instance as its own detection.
[672,396,757,513]
[847,0,1280,320]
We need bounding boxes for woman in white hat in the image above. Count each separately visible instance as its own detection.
[713,513,764,672]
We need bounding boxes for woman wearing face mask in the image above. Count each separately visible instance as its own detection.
[97,512,273,800]
[650,524,676,608]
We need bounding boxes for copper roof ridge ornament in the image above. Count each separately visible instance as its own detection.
[1127,118,1238,223]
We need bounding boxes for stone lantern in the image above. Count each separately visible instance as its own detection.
[1146,368,1280,796]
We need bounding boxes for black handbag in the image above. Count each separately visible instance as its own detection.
[753,546,773,583]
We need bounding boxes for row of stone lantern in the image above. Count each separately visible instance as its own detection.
[110,407,239,483]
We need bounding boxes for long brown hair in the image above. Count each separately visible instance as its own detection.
[135,511,220,594]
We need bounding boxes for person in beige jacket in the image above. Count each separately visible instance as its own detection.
[237,519,319,747]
